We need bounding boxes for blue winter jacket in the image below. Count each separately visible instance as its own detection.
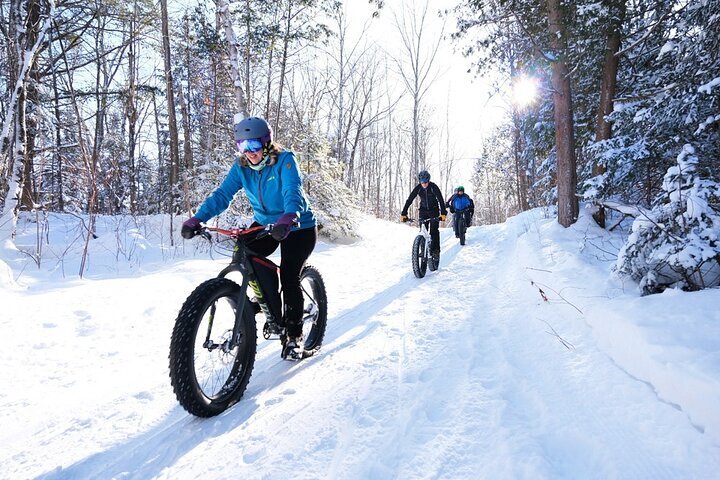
[194,150,316,230]
[450,194,473,212]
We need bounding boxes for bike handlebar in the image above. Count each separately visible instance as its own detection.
[201,224,268,241]
[199,218,300,242]
[407,216,443,224]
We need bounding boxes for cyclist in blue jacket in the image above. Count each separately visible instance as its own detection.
[446,186,474,238]
[181,116,316,354]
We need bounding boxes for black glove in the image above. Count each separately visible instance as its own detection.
[181,217,202,239]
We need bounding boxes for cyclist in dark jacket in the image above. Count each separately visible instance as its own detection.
[400,170,447,258]
[446,185,474,238]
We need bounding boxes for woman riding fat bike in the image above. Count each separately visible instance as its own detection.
[181,115,316,358]
[169,222,327,417]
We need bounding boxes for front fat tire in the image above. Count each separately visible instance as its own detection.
[169,278,257,417]
[459,217,466,246]
[412,235,427,278]
[300,265,328,352]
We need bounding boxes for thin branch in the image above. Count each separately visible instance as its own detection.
[539,318,575,350]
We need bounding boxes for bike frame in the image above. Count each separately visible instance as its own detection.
[202,225,282,349]
[454,208,468,228]
[411,216,440,253]
[417,220,433,261]
[409,216,441,278]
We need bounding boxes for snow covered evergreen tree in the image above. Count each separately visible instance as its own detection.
[616,145,720,294]
[583,0,720,207]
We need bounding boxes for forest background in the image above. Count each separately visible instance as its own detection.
[0,0,718,290]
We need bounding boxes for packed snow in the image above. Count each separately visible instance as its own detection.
[1,207,719,479]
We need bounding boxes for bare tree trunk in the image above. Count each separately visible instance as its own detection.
[127,10,138,214]
[216,0,248,117]
[508,58,529,212]
[547,0,578,227]
[90,23,105,217]
[441,95,455,197]
[264,43,274,120]
[48,33,64,211]
[178,13,194,192]
[57,28,97,277]
[152,91,165,214]
[181,14,194,174]
[274,2,294,133]
[245,0,252,115]
[335,8,348,168]
[160,0,179,219]
[592,0,625,228]
[177,82,193,212]
[393,0,443,188]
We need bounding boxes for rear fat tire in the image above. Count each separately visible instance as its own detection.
[169,278,257,417]
[412,235,427,278]
[299,265,328,352]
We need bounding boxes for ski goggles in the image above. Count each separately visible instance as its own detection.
[237,138,264,153]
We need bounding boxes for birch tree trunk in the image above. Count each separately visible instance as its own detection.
[216,0,248,117]
[0,0,56,228]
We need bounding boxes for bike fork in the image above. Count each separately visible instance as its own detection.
[230,274,251,347]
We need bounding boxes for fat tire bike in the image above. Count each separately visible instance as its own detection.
[454,208,469,246]
[168,224,328,417]
[409,217,441,278]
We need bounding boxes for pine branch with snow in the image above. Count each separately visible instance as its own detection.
[616,144,720,294]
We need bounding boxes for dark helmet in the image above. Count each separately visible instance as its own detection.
[418,170,430,183]
[234,116,272,144]
[457,185,465,193]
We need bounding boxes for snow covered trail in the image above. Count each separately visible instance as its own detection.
[2,215,718,479]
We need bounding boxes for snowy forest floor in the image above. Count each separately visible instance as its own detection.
[1,207,718,479]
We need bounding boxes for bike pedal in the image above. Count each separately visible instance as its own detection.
[263,322,282,340]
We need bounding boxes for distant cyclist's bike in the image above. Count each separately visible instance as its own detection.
[455,208,469,246]
[409,217,440,278]
[169,224,327,417]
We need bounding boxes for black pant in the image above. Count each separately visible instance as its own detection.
[453,210,471,235]
[250,226,317,337]
[421,217,440,253]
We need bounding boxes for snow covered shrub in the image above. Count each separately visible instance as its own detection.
[300,144,360,244]
[616,145,720,294]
